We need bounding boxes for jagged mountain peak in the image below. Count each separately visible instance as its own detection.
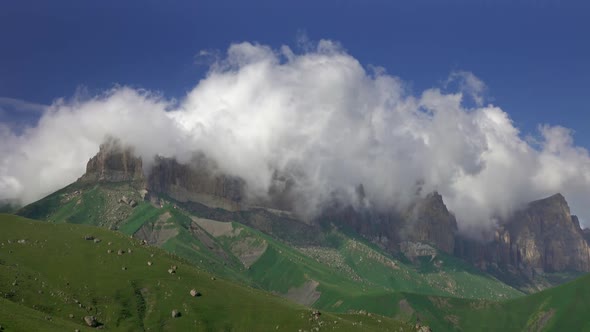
[527,193,568,211]
[521,193,585,234]
[403,191,458,253]
[413,191,449,214]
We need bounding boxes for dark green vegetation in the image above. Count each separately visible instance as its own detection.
[453,273,590,331]
[0,214,412,331]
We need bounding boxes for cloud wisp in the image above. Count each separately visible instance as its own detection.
[1,40,589,236]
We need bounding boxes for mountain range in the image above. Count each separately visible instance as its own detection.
[3,137,590,331]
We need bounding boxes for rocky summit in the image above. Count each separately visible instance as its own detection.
[456,193,590,278]
[78,138,244,211]
[502,194,590,272]
[78,137,144,183]
[401,192,458,254]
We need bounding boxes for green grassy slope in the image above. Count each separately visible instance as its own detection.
[11,180,590,331]
[17,183,252,283]
[454,272,590,331]
[0,214,412,331]
[219,223,521,311]
[397,271,590,332]
[335,234,521,300]
[199,215,584,330]
[0,297,85,332]
[17,182,140,226]
[15,182,525,320]
[4,213,589,332]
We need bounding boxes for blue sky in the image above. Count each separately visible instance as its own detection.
[1,0,589,146]
[3,0,590,228]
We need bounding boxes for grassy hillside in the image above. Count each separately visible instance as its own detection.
[455,272,590,331]
[0,214,413,331]
[16,182,523,313]
[4,214,590,331]
[392,270,590,331]
[9,178,590,332]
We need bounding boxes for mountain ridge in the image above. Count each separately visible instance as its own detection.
[22,138,590,293]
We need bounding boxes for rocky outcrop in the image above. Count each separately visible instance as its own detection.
[505,194,590,272]
[77,139,590,276]
[400,241,437,260]
[77,139,456,256]
[321,191,458,255]
[455,194,590,273]
[134,211,178,246]
[78,138,245,211]
[78,137,144,183]
[83,315,99,327]
[401,192,457,254]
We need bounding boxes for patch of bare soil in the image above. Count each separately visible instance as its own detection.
[168,185,240,211]
[247,206,294,218]
[134,211,178,246]
[188,221,233,263]
[528,308,556,332]
[284,280,321,306]
[230,237,268,268]
[191,217,241,237]
[398,299,415,319]
[444,315,460,328]
[428,296,452,309]
[469,300,493,310]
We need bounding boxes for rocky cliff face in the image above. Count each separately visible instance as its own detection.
[401,192,457,254]
[455,194,590,273]
[78,139,244,211]
[78,139,458,254]
[506,194,590,272]
[147,155,245,211]
[78,139,590,275]
[321,192,458,255]
[78,137,144,183]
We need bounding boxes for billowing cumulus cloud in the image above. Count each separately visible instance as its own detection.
[1,40,590,236]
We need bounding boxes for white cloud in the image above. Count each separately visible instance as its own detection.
[0,97,48,132]
[1,40,589,235]
[0,97,47,114]
[446,70,487,107]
